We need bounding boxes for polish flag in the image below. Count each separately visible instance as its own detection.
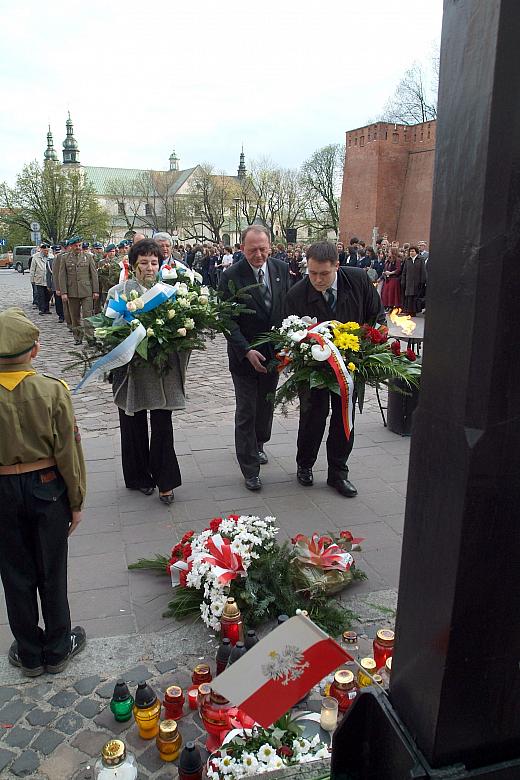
[211,614,352,727]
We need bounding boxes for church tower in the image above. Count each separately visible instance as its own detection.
[169,149,180,171]
[62,112,80,165]
[237,146,246,179]
[43,126,58,163]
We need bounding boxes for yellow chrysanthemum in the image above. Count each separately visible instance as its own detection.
[347,362,357,372]
[333,332,361,352]
[332,321,360,333]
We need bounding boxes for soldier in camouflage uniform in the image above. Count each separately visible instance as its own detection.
[58,236,99,344]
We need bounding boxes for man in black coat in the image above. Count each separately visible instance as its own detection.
[219,226,290,490]
[285,241,385,497]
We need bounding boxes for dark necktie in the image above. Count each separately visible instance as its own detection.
[258,268,272,308]
[326,287,336,311]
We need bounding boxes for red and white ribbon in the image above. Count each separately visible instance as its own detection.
[202,534,246,585]
[118,259,129,283]
[293,533,353,571]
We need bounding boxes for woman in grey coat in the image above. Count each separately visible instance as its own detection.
[106,239,189,505]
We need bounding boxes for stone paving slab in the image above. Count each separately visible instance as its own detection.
[0,270,409,776]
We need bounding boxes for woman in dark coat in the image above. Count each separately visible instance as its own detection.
[401,245,427,315]
[381,247,402,310]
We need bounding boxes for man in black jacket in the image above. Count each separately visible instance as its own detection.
[219,226,290,490]
[285,241,385,497]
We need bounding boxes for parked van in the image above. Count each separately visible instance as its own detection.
[12,246,36,273]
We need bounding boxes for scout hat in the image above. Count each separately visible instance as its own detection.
[0,308,39,359]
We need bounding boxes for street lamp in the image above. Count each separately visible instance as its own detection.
[233,198,240,244]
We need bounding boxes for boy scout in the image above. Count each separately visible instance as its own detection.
[58,236,99,344]
[0,308,86,676]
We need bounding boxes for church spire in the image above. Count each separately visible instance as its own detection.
[44,125,58,163]
[169,149,179,171]
[62,112,80,165]
[237,145,246,179]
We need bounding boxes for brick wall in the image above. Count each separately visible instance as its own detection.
[339,120,436,244]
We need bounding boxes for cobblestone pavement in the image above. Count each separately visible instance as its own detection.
[0,269,408,777]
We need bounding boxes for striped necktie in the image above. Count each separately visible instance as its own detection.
[326,287,336,311]
[258,268,272,308]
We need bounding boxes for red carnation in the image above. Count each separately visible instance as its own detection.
[390,340,401,356]
[182,543,192,559]
[181,530,194,544]
[405,348,417,361]
[171,543,183,558]
[363,325,385,344]
[209,517,222,532]
[340,530,354,542]
[228,514,240,522]
[277,746,294,758]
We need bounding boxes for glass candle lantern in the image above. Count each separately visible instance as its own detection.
[357,658,377,688]
[216,637,232,674]
[329,669,359,712]
[178,741,204,780]
[133,682,161,740]
[244,629,259,650]
[200,689,233,752]
[197,683,212,713]
[187,688,198,710]
[373,629,395,669]
[156,719,182,762]
[163,685,184,721]
[220,598,244,645]
[378,656,392,688]
[94,739,137,779]
[110,681,134,723]
[192,663,212,686]
[227,641,247,667]
[320,696,339,732]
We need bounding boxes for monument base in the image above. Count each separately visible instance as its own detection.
[331,689,520,780]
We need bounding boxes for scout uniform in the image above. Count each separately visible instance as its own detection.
[0,309,86,676]
[58,236,99,343]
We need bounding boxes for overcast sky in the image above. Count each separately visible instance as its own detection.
[1,0,442,185]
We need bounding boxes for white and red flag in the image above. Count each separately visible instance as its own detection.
[211,614,352,727]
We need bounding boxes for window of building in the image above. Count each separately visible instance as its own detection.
[117,201,124,216]
[392,132,399,143]
[360,136,365,147]
[145,203,152,216]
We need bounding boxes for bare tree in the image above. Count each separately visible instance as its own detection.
[301,144,344,235]
[380,61,438,124]
[277,168,307,240]
[106,175,147,233]
[185,165,235,242]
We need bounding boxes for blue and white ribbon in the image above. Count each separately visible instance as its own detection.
[73,282,177,393]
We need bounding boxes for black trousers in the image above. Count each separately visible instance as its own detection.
[0,469,71,669]
[118,408,181,493]
[297,387,356,480]
[231,370,279,478]
[54,292,64,319]
[35,285,50,313]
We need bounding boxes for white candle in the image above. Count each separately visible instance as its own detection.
[320,696,338,732]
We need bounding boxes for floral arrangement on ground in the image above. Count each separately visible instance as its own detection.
[207,712,330,779]
[69,265,254,377]
[255,316,421,413]
[128,514,365,636]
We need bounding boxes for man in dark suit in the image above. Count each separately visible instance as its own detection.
[219,226,290,491]
[285,241,385,497]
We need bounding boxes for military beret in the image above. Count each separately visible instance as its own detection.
[106,243,116,252]
[117,241,127,249]
[40,243,50,249]
[93,242,103,249]
[68,236,82,245]
[0,308,40,359]
[82,241,90,249]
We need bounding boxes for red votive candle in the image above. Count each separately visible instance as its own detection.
[188,688,198,710]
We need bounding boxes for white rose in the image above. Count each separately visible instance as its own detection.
[126,301,137,312]
[198,295,208,305]
[146,327,155,337]
[177,283,188,296]
[134,298,144,310]
[200,285,210,295]
[177,327,187,337]
[167,308,176,319]
[130,319,141,330]
[184,318,195,330]
[155,318,164,326]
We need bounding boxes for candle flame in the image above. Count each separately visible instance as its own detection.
[389,309,416,336]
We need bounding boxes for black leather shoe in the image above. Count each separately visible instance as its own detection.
[159,492,175,505]
[297,467,313,486]
[46,626,86,674]
[327,477,358,497]
[138,487,155,496]
[258,450,268,465]
[8,641,45,678]
[245,476,262,491]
